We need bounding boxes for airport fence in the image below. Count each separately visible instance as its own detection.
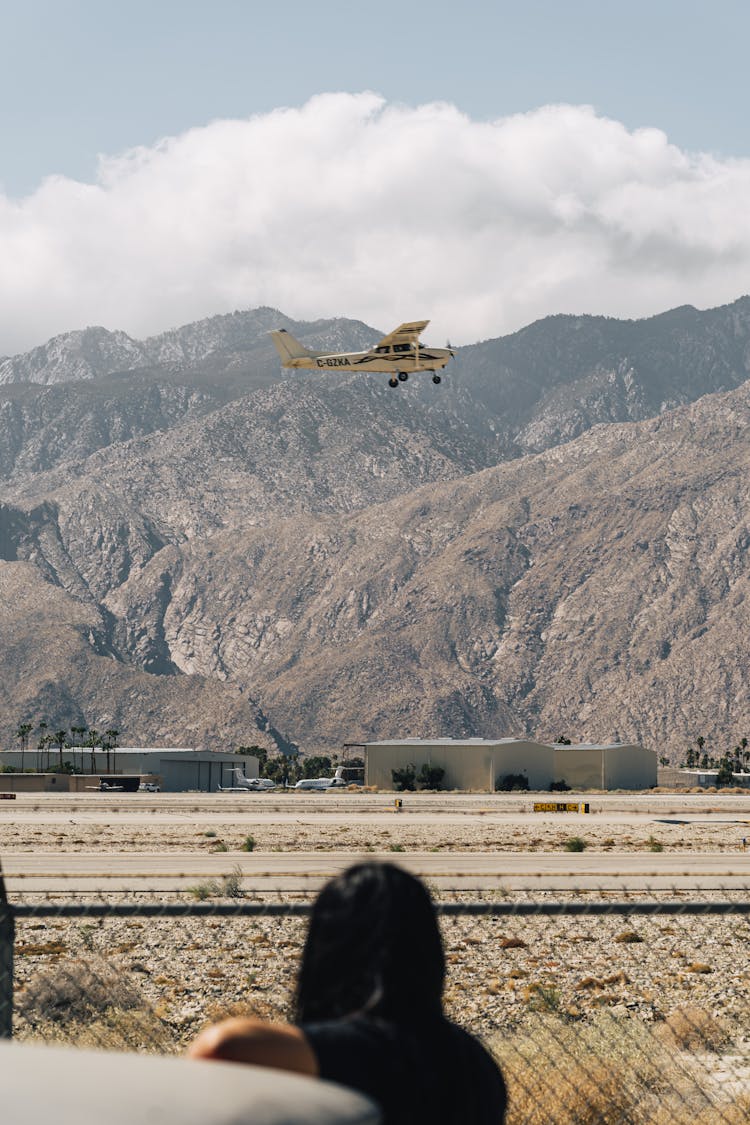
[1,881,749,1123]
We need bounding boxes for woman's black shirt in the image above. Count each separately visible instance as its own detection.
[302,1014,507,1124]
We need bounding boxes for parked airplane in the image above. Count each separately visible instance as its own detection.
[219,769,277,792]
[270,321,453,388]
[294,766,349,791]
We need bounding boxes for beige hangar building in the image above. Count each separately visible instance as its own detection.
[361,738,656,792]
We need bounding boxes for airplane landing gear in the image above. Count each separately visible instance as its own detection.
[388,376,399,388]
[397,371,408,382]
[432,373,442,384]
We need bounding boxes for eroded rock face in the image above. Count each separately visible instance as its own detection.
[3,298,750,755]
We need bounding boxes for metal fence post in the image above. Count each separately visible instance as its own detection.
[0,860,14,1038]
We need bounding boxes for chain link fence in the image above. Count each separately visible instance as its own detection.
[2,877,749,1124]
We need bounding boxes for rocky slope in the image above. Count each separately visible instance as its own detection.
[3,298,750,756]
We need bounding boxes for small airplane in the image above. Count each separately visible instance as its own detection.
[219,769,277,793]
[270,321,453,388]
[294,766,349,791]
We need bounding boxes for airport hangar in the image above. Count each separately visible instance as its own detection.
[0,748,259,793]
[359,738,657,791]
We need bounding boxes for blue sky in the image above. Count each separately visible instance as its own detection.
[3,0,747,197]
[2,0,750,351]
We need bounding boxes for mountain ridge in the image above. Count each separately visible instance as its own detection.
[2,297,750,757]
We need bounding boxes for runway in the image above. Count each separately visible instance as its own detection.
[4,849,750,893]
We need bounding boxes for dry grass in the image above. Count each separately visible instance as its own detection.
[493,1009,749,1125]
[15,960,174,1053]
[655,1006,729,1052]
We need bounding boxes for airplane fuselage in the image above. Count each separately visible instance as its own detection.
[286,346,453,373]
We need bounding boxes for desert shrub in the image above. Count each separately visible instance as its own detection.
[17,960,174,1053]
[656,1006,728,1052]
[18,961,142,1026]
[496,773,530,792]
[241,834,255,852]
[564,836,587,852]
[646,835,664,852]
[222,866,244,898]
[391,764,416,791]
[209,841,228,852]
[188,880,218,900]
[549,779,571,792]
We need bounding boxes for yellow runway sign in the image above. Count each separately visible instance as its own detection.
[533,801,590,813]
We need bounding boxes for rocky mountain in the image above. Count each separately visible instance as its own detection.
[2,297,750,757]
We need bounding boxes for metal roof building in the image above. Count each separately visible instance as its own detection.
[0,747,258,792]
[362,738,656,791]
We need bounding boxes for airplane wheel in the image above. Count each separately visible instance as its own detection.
[398,371,408,382]
[432,373,442,384]
[388,377,399,388]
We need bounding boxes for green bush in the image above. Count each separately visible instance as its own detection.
[564,836,587,852]
[241,835,255,852]
[496,773,530,792]
[392,764,417,792]
[417,763,445,790]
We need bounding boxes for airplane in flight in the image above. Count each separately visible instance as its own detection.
[270,321,454,388]
[218,769,277,792]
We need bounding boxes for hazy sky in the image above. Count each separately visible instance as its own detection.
[2,0,750,351]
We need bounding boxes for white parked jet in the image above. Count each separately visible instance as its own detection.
[270,321,453,388]
[219,769,277,792]
[294,767,349,791]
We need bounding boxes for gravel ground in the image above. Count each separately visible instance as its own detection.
[11,891,750,1050]
[2,815,750,853]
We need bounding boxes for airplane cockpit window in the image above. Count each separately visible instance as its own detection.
[374,345,391,353]
[393,343,411,352]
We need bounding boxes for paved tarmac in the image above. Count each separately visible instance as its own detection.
[4,849,750,893]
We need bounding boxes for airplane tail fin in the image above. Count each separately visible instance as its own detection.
[270,328,311,364]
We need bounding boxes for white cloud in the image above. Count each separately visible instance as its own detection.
[2,92,750,354]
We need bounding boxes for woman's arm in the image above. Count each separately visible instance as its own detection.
[188,1017,319,1076]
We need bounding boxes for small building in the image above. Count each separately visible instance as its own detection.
[0,747,258,793]
[362,737,655,791]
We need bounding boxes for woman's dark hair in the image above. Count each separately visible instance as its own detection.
[294,862,445,1024]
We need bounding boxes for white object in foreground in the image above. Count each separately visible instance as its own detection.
[0,1041,380,1125]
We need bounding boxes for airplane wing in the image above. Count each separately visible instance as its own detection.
[373,321,429,349]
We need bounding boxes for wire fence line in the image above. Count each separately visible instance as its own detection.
[2,885,750,1123]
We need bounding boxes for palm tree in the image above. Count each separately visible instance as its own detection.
[37,721,48,771]
[87,729,100,774]
[104,729,119,775]
[51,730,67,772]
[70,726,87,771]
[15,722,33,773]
